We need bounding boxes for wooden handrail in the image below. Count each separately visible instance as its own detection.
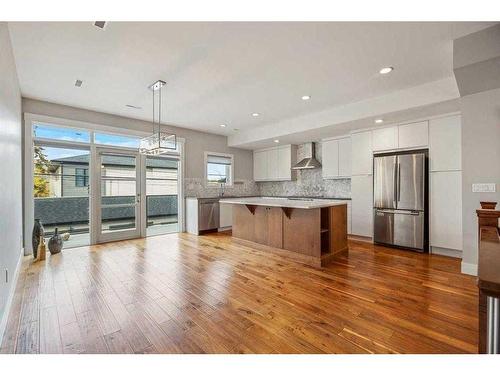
[476,204,500,354]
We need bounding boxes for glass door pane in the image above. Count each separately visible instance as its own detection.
[146,156,179,236]
[33,145,90,249]
[97,150,141,242]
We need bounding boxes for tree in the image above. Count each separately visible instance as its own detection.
[33,146,52,198]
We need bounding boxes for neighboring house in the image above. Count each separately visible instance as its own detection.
[34,154,179,227]
[48,154,178,197]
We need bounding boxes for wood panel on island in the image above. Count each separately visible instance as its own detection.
[222,197,348,267]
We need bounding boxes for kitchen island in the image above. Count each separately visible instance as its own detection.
[220,197,348,267]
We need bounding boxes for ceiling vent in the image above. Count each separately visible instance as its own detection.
[94,21,107,30]
[74,79,83,87]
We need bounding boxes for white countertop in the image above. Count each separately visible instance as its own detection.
[219,197,347,209]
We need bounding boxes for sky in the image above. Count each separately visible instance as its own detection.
[35,123,141,160]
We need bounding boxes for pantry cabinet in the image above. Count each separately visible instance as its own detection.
[351,175,373,238]
[351,131,373,176]
[429,115,461,172]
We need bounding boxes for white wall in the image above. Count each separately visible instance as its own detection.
[460,87,500,274]
[22,98,254,181]
[0,22,23,340]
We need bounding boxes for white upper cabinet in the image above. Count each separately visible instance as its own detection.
[253,150,268,181]
[372,126,398,152]
[322,137,351,179]
[338,137,351,177]
[253,145,296,182]
[267,148,279,180]
[278,145,295,180]
[429,115,462,172]
[321,139,339,178]
[351,131,373,175]
[398,121,428,149]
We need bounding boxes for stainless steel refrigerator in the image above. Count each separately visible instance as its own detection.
[373,151,428,252]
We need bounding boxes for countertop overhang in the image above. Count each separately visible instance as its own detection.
[219,197,348,209]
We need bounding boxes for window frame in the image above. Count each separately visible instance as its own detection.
[204,151,234,187]
[24,112,186,254]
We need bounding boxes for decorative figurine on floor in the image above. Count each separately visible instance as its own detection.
[48,228,63,255]
[32,219,44,259]
[37,234,46,261]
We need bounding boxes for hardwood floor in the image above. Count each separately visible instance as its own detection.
[0,232,478,354]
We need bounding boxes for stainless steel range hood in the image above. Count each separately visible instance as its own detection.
[292,142,322,170]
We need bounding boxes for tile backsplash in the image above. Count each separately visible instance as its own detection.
[257,142,351,198]
[185,142,351,199]
[185,178,259,198]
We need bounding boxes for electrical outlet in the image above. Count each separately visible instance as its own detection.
[472,183,496,193]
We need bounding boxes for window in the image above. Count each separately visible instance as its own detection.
[75,168,89,187]
[94,132,141,148]
[205,152,233,186]
[33,123,90,143]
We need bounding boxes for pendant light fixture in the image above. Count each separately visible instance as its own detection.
[139,80,176,155]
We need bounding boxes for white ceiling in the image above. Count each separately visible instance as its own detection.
[8,21,495,139]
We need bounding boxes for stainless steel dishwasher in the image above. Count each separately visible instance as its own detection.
[198,198,220,231]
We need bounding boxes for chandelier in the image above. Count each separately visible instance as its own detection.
[139,80,176,155]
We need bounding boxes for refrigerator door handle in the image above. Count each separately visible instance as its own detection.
[397,162,401,202]
[393,158,398,207]
[376,209,420,216]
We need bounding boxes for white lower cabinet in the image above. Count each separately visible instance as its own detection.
[430,171,463,251]
[219,203,233,229]
[351,175,373,238]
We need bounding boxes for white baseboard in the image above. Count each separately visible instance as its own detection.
[0,247,23,348]
[430,246,462,258]
[461,261,478,276]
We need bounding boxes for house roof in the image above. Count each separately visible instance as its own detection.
[52,154,178,169]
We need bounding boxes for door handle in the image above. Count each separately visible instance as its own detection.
[397,163,401,202]
[393,159,398,206]
[136,194,140,203]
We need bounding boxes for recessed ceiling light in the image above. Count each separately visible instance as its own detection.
[274,139,280,143]
[301,95,311,101]
[220,124,227,128]
[375,119,384,124]
[75,79,83,87]
[126,104,141,109]
[252,113,260,117]
[379,67,394,75]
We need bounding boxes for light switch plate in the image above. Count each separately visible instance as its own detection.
[472,183,496,193]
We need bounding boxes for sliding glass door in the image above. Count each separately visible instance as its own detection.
[96,148,141,242]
